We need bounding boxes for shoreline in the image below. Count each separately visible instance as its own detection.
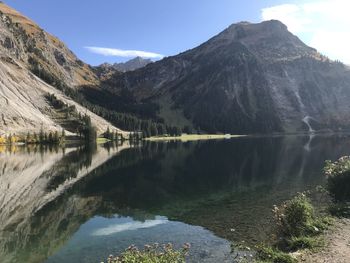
[145,134,246,142]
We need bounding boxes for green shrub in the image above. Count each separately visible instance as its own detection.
[255,245,296,263]
[253,192,332,262]
[328,171,350,201]
[325,156,350,202]
[312,216,333,231]
[273,193,315,237]
[324,156,350,177]
[106,243,190,263]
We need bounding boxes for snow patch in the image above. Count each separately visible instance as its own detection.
[302,116,315,133]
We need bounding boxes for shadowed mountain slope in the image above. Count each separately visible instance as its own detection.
[102,21,350,134]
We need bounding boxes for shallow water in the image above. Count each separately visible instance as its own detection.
[1,134,350,263]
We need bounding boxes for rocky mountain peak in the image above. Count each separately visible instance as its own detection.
[210,20,318,62]
[94,56,152,80]
[225,20,288,37]
[113,56,152,72]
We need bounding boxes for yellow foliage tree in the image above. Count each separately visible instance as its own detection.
[0,136,6,145]
[10,135,18,144]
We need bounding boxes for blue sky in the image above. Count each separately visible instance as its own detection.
[4,0,350,65]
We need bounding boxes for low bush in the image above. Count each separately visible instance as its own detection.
[325,156,350,202]
[273,193,315,238]
[253,157,347,262]
[252,192,333,262]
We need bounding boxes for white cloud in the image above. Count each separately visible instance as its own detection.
[85,46,164,59]
[261,4,310,33]
[91,217,167,236]
[261,0,350,64]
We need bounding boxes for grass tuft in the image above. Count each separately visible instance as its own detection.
[255,245,296,263]
[287,236,323,251]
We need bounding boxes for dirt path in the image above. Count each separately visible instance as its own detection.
[298,218,350,262]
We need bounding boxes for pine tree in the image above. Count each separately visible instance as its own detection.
[54,131,59,143]
[48,132,53,143]
[105,126,111,140]
[150,123,158,136]
[33,132,38,143]
[8,134,12,144]
[157,124,165,135]
[26,132,31,144]
[39,127,44,143]
[82,114,96,143]
[61,129,66,144]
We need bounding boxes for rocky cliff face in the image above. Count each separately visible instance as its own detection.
[0,2,97,87]
[103,20,350,133]
[0,2,124,134]
[0,58,118,134]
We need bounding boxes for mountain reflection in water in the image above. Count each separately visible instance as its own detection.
[1,135,350,263]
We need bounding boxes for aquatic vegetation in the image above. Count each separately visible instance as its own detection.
[105,243,190,263]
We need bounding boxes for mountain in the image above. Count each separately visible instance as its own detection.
[113,56,152,72]
[100,20,350,134]
[2,1,350,136]
[0,2,124,135]
[0,2,97,88]
[95,57,152,82]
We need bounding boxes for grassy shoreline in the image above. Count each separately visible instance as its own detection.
[145,134,246,142]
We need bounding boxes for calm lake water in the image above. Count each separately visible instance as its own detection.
[1,134,350,263]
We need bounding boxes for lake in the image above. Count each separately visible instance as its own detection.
[1,134,350,263]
